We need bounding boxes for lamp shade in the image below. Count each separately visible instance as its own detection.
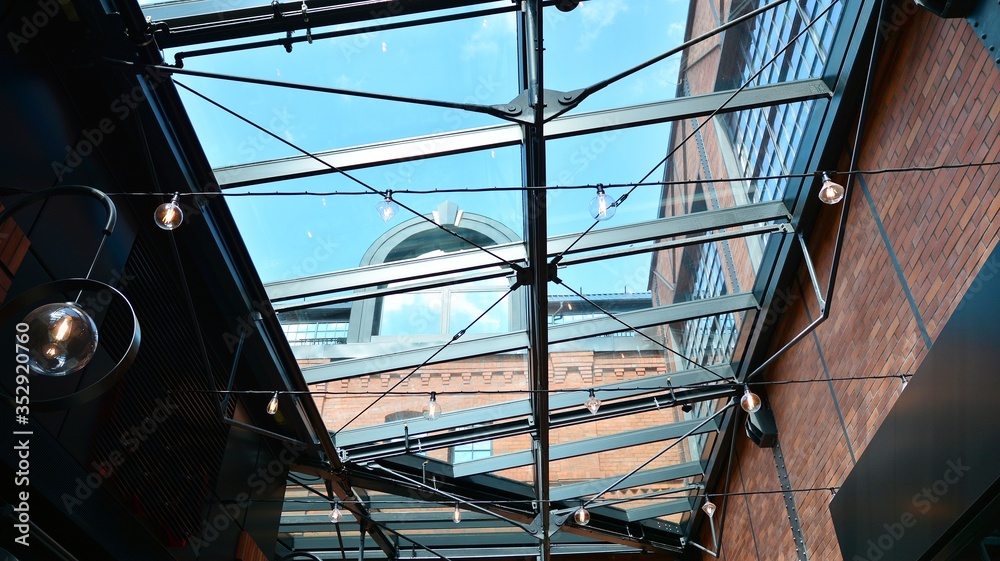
[23,302,98,376]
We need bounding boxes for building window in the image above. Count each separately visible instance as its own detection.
[379,276,511,337]
[451,440,492,464]
[282,321,349,346]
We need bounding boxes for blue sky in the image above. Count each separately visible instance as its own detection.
[167,1,689,293]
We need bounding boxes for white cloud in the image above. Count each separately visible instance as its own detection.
[577,0,629,48]
[461,12,516,61]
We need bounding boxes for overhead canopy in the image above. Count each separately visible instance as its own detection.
[128,0,877,559]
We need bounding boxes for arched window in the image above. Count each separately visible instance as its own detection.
[347,201,522,343]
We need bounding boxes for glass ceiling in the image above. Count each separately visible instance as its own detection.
[140,0,860,558]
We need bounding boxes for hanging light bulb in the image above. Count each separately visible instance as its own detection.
[584,389,601,415]
[154,193,184,230]
[574,506,591,526]
[329,503,343,524]
[588,185,617,221]
[701,499,717,518]
[266,391,279,415]
[423,391,442,420]
[375,191,399,222]
[740,385,761,413]
[23,302,98,376]
[453,504,462,524]
[818,173,845,205]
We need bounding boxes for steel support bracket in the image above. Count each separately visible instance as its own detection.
[494,87,587,124]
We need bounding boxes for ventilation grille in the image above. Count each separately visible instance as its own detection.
[91,231,235,546]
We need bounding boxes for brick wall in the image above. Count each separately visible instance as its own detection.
[708,6,1000,561]
[310,348,690,509]
[0,204,31,302]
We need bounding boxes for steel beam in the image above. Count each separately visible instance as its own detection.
[214,80,831,188]
[549,462,704,502]
[149,0,502,48]
[343,382,735,463]
[622,498,696,522]
[452,417,720,477]
[280,511,507,532]
[520,0,551,558]
[266,201,789,307]
[302,292,756,382]
[334,366,731,447]
[285,540,637,558]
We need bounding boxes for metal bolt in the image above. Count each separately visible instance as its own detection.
[508,105,518,112]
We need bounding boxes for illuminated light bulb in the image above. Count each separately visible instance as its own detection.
[740,385,761,414]
[53,315,73,341]
[329,505,342,524]
[453,504,462,524]
[702,499,717,518]
[375,192,399,222]
[588,186,617,221]
[44,344,63,359]
[267,392,279,415]
[423,391,442,420]
[24,302,98,376]
[574,507,591,526]
[818,173,845,205]
[154,194,184,230]
[584,389,601,415]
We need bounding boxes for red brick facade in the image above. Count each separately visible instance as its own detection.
[311,350,689,506]
[706,7,1000,561]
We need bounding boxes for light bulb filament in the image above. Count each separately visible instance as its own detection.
[52,315,73,342]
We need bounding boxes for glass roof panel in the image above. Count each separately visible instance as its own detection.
[168,9,519,168]
[319,351,530,446]
[144,0,864,554]
[225,146,523,284]
[543,2,687,111]
[545,124,672,237]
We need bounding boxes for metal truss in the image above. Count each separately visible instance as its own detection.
[213,79,830,188]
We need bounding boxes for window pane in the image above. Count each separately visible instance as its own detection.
[450,290,509,335]
[380,292,443,335]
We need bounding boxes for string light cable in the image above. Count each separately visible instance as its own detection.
[271,484,843,508]
[168,80,520,271]
[745,0,889,384]
[549,278,733,383]
[332,284,516,433]
[551,0,843,264]
[168,373,913,399]
[11,159,993,200]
